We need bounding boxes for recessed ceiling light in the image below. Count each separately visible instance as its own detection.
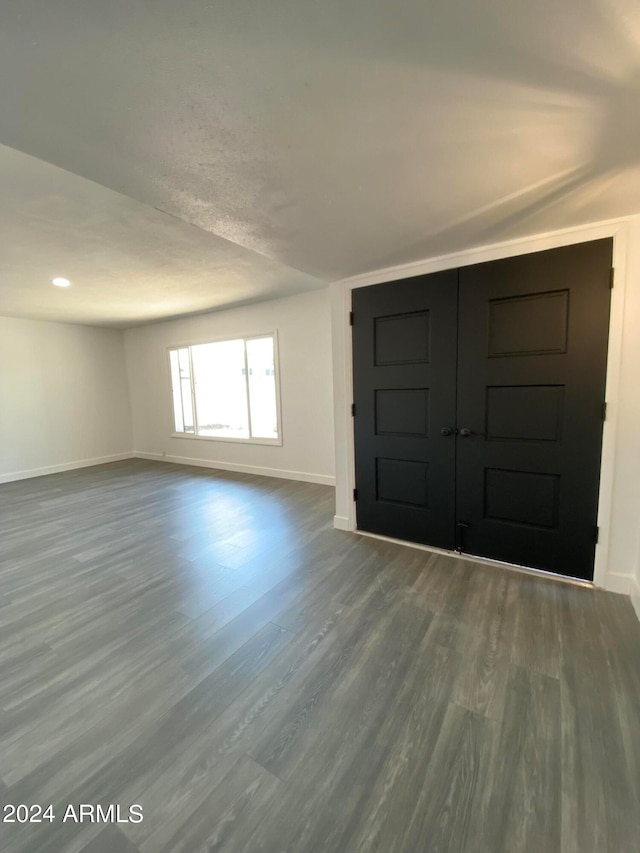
[52,277,71,287]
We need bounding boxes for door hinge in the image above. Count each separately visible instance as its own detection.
[349,311,354,325]
[351,403,356,416]
[610,268,615,289]
[602,401,607,421]
[455,521,470,554]
[353,488,358,501]
[594,525,600,544]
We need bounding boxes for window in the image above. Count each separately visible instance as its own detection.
[168,334,280,443]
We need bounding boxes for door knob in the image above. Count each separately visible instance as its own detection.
[440,426,455,437]
[459,428,472,438]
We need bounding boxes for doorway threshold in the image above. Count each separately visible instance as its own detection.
[354,529,594,588]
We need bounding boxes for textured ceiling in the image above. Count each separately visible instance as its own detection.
[0,146,323,326]
[2,0,640,324]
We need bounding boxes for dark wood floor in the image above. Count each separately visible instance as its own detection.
[0,460,639,853]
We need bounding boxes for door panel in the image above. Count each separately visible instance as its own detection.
[485,385,564,443]
[456,239,612,579]
[352,271,458,548]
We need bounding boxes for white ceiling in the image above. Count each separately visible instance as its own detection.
[0,146,323,326]
[2,0,640,325]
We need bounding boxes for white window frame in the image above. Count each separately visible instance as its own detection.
[166,331,282,446]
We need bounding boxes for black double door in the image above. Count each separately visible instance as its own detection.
[352,239,612,580]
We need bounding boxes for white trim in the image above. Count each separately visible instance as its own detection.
[333,515,353,531]
[340,215,629,289]
[603,572,635,596]
[133,450,335,486]
[188,344,198,438]
[593,225,628,589]
[331,217,631,592]
[165,331,282,445]
[355,529,593,588]
[169,432,282,447]
[165,329,281,350]
[630,577,640,624]
[0,452,134,485]
[330,280,357,526]
[243,338,254,440]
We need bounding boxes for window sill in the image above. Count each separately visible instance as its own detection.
[171,432,282,448]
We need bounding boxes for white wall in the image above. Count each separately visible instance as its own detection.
[618,220,640,620]
[124,288,335,485]
[633,557,640,623]
[607,217,640,611]
[331,215,640,596]
[0,316,132,482]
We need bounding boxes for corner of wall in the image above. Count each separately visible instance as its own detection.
[120,327,136,453]
[333,514,354,531]
[630,576,640,624]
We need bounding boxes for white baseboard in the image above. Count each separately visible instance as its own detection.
[0,452,134,485]
[630,577,640,624]
[333,515,354,531]
[602,571,633,595]
[133,451,336,487]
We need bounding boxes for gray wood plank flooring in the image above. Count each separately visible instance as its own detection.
[1,459,639,852]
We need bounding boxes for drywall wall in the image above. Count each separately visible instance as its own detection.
[615,218,640,620]
[331,215,640,596]
[124,288,334,485]
[633,559,640,623]
[0,316,132,482]
[606,216,640,604]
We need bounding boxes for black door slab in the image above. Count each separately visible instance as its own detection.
[352,271,458,548]
[456,239,612,580]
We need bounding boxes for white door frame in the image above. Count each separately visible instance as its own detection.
[330,216,631,590]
